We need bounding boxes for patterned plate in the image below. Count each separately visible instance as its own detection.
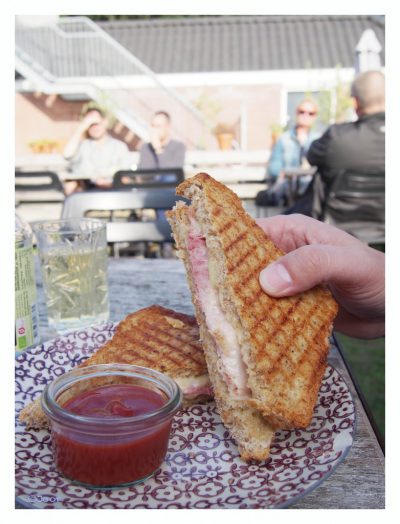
[15,324,356,509]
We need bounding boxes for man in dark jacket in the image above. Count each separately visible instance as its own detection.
[288,70,385,230]
[307,70,385,178]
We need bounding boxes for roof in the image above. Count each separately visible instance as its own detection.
[99,15,385,74]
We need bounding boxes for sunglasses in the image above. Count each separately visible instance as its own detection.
[297,109,317,116]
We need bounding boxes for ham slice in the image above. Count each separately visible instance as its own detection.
[187,217,250,399]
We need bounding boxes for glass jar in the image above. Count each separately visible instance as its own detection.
[42,364,182,489]
[32,218,109,332]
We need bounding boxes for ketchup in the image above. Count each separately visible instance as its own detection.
[52,384,171,487]
[63,384,164,417]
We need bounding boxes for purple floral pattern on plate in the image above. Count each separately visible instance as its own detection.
[15,324,355,509]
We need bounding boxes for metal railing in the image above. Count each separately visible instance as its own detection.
[15,16,216,148]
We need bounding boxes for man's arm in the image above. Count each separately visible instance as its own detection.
[63,112,101,160]
[306,127,333,169]
[63,128,85,160]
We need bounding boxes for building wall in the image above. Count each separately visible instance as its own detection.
[178,83,282,150]
[15,83,282,155]
[15,93,82,155]
[15,93,140,155]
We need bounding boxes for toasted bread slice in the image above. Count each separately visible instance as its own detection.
[82,305,207,379]
[19,306,212,430]
[167,173,338,431]
[167,204,275,461]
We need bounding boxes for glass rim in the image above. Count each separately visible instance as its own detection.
[41,364,182,431]
[31,218,107,234]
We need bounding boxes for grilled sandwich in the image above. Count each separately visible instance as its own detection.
[167,173,338,461]
[19,305,212,430]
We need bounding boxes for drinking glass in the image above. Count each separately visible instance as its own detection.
[33,218,109,332]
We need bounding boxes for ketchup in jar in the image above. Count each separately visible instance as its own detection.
[42,364,182,488]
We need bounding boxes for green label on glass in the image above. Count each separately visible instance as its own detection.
[15,244,39,351]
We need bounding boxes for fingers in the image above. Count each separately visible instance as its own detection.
[256,215,385,340]
[256,215,295,252]
[259,244,366,296]
[256,214,360,252]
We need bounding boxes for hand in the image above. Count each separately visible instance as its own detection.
[93,177,112,189]
[63,112,104,160]
[257,214,385,339]
[301,157,310,169]
[80,112,102,131]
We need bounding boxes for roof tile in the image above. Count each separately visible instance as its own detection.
[99,15,385,74]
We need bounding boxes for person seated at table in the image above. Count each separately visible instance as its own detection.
[305,70,385,216]
[135,110,186,231]
[285,71,386,219]
[256,99,320,207]
[138,111,186,181]
[63,106,131,195]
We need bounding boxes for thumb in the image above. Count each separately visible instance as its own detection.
[259,244,351,296]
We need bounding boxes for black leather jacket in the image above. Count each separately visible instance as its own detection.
[307,112,385,180]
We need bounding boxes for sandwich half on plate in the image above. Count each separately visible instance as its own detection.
[19,305,212,430]
[167,173,338,461]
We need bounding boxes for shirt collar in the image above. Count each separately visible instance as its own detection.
[358,111,385,123]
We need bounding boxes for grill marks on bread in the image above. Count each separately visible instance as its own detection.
[175,173,338,429]
[83,306,207,377]
[166,202,275,461]
[19,305,209,430]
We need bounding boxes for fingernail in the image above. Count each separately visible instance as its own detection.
[260,263,293,294]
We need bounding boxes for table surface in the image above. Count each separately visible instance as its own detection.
[15,150,270,184]
[283,167,317,177]
[32,257,385,509]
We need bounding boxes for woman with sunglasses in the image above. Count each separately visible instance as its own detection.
[260,99,320,207]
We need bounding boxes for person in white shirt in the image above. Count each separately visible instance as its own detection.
[63,107,131,194]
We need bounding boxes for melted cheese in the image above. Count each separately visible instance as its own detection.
[187,217,250,399]
[174,374,212,397]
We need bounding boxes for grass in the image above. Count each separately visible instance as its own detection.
[335,333,385,442]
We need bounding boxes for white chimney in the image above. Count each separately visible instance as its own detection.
[355,29,383,73]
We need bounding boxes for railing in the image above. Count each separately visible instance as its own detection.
[15,16,216,148]
[16,149,270,194]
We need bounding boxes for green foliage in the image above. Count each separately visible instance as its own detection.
[191,91,222,127]
[315,91,332,126]
[336,333,385,439]
[333,66,353,122]
[301,64,353,126]
[320,66,353,125]
[270,122,286,134]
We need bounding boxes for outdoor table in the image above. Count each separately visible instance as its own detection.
[283,167,317,206]
[32,257,384,509]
